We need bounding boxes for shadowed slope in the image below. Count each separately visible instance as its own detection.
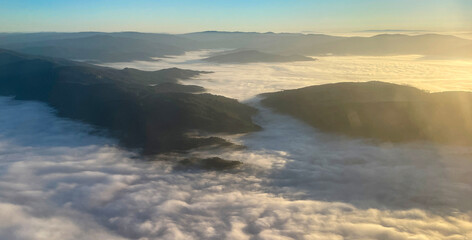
[203,50,315,63]
[0,34,192,62]
[0,49,260,153]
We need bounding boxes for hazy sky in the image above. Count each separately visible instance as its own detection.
[0,0,471,33]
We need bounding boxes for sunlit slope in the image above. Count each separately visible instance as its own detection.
[303,34,472,57]
[261,81,472,144]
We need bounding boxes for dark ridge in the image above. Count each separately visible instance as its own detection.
[151,83,205,93]
[261,81,472,145]
[177,157,243,170]
[203,50,315,63]
[0,34,188,62]
[0,49,261,154]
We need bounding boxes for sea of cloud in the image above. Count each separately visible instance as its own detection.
[102,50,472,100]
[1,53,472,239]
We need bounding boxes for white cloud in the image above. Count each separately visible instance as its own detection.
[101,50,472,100]
[1,54,472,239]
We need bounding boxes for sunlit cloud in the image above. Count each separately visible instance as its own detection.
[101,51,472,100]
[1,97,471,239]
[2,51,472,238]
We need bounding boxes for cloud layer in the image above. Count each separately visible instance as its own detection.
[1,54,472,239]
[102,50,472,100]
[1,97,471,240]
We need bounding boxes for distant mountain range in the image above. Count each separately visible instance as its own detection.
[183,31,472,58]
[0,49,260,154]
[1,31,471,62]
[0,34,191,62]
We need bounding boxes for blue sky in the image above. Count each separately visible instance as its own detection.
[0,0,471,33]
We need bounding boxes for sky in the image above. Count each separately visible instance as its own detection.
[0,0,472,33]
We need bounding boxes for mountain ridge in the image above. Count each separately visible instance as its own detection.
[203,50,315,63]
[2,32,471,62]
[0,49,261,154]
[261,81,472,145]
